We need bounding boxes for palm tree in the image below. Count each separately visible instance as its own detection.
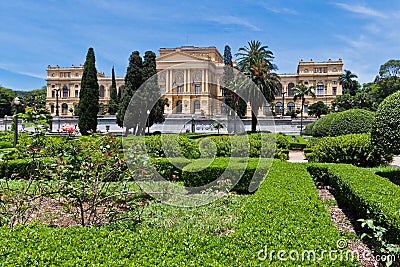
[236,41,280,132]
[293,81,315,135]
[339,70,358,96]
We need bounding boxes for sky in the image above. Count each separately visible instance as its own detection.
[1,0,400,91]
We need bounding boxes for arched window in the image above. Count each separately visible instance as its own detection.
[50,105,54,114]
[176,100,182,113]
[194,100,200,110]
[275,102,282,114]
[288,83,295,96]
[61,103,68,115]
[317,82,324,95]
[62,85,69,98]
[99,85,105,98]
[277,83,283,97]
[287,102,295,112]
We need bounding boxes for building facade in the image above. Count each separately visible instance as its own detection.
[46,65,125,116]
[45,46,343,117]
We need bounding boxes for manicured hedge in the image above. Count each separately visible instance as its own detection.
[374,168,400,186]
[284,135,307,150]
[308,163,400,243]
[311,113,338,137]
[0,158,51,179]
[329,109,374,137]
[309,133,391,167]
[371,91,400,154]
[0,161,356,265]
[151,157,271,193]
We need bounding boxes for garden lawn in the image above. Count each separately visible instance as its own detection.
[0,161,355,266]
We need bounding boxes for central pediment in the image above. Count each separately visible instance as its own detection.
[157,51,208,63]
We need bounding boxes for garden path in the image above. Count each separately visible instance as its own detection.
[287,150,308,163]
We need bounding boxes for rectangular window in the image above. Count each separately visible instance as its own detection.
[52,91,55,98]
[160,85,165,93]
[332,87,337,95]
[195,85,200,94]
[177,85,182,93]
[323,67,327,73]
[304,104,308,113]
[75,90,79,97]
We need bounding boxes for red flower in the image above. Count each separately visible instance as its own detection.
[141,170,147,175]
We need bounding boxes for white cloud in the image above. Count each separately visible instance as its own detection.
[0,64,45,79]
[335,3,386,18]
[205,15,261,31]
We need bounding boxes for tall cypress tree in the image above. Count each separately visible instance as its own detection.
[76,47,99,135]
[117,51,143,129]
[141,51,167,130]
[108,66,118,115]
[223,45,246,117]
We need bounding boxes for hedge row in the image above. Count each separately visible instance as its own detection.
[0,158,51,179]
[308,133,392,167]
[150,157,272,193]
[0,161,355,265]
[307,163,400,243]
[143,133,285,159]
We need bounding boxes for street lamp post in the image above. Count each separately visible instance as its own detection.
[146,110,150,135]
[53,88,61,132]
[4,115,7,131]
[281,91,287,117]
[13,97,21,148]
[191,115,195,133]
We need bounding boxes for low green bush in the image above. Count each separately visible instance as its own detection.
[374,168,400,186]
[310,133,391,167]
[0,141,13,149]
[0,158,50,179]
[311,113,338,137]
[307,163,400,243]
[303,121,315,136]
[329,109,374,137]
[275,133,290,149]
[285,135,307,150]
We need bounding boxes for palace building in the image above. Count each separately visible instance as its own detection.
[45,46,343,117]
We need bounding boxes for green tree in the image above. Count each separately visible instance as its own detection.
[0,86,15,117]
[117,51,143,129]
[308,101,328,118]
[339,69,358,96]
[236,40,280,132]
[293,81,315,135]
[379,59,400,78]
[108,67,118,115]
[76,47,100,135]
[223,45,246,119]
[141,51,167,130]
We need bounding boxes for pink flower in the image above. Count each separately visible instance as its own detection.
[172,175,176,179]
[141,170,147,175]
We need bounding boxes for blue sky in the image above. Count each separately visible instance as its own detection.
[1,0,399,90]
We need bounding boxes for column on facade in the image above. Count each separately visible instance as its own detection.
[201,69,205,93]
[165,69,169,93]
[187,69,191,94]
[183,69,187,93]
[205,69,208,93]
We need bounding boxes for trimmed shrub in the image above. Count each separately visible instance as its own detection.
[372,91,400,154]
[310,133,392,167]
[0,141,13,149]
[311,113,338,137]
[308,163,400,243]
[329,109,374,137]
[276,133,290,149]
[304,121,315,136]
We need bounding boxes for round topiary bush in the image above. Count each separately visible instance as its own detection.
[304,121,315,136]
[311,113,338,137]
[372,91,400,154]
[329,109,374,136]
